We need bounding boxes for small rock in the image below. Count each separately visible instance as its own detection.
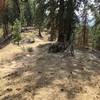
[16,88,21,91]
[26,54,31,57]
[29,38,35,43]
[24,85,33,92]
[38,71,42,74]
[71,71,77,75]
[60,88,64,92]
[82,67,87,71]
[11,61,16,64]
[73,64,77,66]
[50,72,55,75]
[60,67,65,70]
[6,88,12,92]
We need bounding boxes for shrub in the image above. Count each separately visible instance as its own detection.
[12,19,22,45]
[27,47,33,52]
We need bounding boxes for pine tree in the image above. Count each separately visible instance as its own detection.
[47,0,57,41]
[34,0,46,37]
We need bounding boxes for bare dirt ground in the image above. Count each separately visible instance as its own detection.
[0,31,100,100]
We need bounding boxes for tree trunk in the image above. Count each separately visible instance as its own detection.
[49,25,56,41]
[3,22,9,38]
[82,25,88,47]
[82,2,89,48]
[2,10,9,38]
[57,0,65,43]
[58,32,65,43]
[0,0,5,12]
[13,0,20,19]
[38,28,43,38]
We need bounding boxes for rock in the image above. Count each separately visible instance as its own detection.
[29,38,35,43]
[11,61,16,64]
[21,38,35,44]
[26,54,31,57]
[71,71,77,76]
[6,88,13,92]
[60,67,65,70]
[16,88,21,91]
[38,71,42,74]
[73,64,77,67]
[60,88,64,92]
[24,85,33,92]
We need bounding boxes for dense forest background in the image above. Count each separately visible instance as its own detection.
[0,0,100,52]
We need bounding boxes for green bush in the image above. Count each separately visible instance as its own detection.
[12,19,22,45]
[27,47,33,52]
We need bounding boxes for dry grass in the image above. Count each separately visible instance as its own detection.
[0,30,100,100]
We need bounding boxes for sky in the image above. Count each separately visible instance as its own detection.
[76,0,96,26]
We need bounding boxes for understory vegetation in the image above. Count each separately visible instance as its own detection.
[0,0,100,100]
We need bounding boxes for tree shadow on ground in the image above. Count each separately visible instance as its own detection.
[1,43,100,100]
[0,35,12,49]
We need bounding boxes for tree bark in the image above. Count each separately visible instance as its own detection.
[13,0,20,19]
[2,10,9,38]
[38,28,43,38]
[3,23,9,38]
[57,0,65,43]
[49,24,56,41]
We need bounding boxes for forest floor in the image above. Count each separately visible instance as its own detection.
[0,29,100,100]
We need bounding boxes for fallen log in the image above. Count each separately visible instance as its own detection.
[0,34,12,49]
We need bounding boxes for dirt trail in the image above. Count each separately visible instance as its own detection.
[0,37,100,100]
